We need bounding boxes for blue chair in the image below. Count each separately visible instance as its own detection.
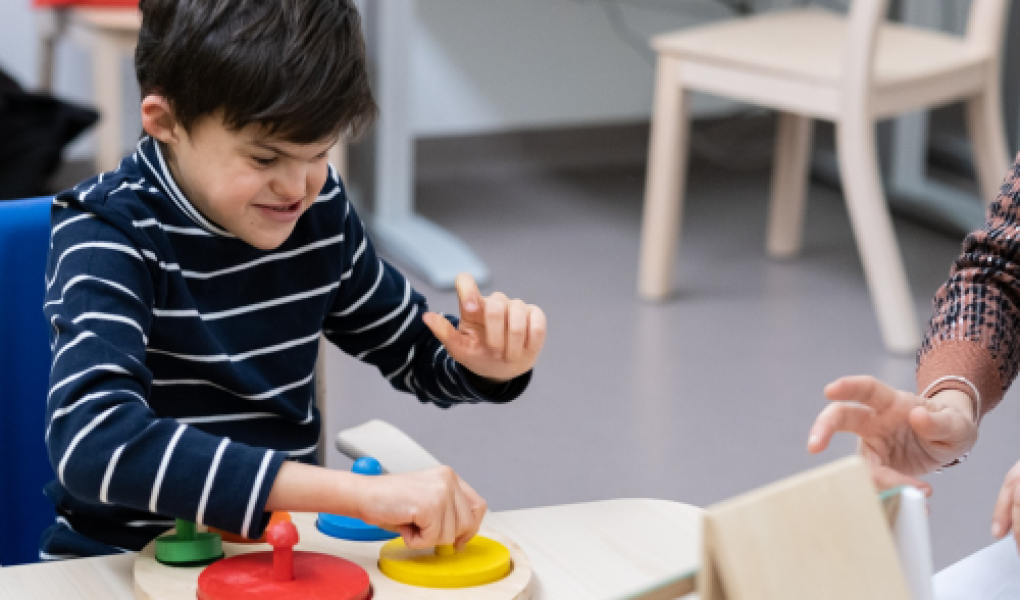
[0,197,55,566]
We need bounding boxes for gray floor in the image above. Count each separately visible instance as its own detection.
[321,124,1020,571]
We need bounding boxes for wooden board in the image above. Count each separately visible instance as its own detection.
[134,512,531,599]
[699,456,911,600]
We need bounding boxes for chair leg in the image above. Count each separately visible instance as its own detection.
[768,113,814,258]
[35,9,67,93]
[836,119,920,353]
[966,75,1011,206]
[91,33,125,173]
[638,55,689,301]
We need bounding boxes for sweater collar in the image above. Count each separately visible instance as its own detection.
[135,136,235,238]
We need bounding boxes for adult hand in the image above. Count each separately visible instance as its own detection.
[807,375,977,495]
[356,466,487,550]
[422,273,547,383]
[991,460,1020,549]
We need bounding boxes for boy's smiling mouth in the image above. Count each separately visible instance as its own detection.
[254,199,304,222]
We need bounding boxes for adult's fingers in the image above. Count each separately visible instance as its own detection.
[908,404,975,448]
[807,402,875,453]
[484,292,508,356]
[824,376,900,413]
[505,299,528,363]
[454,273,485,325]
[992,469,1020,538]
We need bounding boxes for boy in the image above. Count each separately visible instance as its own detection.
[41,0,546,560]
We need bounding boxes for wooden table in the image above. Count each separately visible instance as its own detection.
[0,498,701,600]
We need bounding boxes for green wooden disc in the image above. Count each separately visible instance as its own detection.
[155,520,224,567]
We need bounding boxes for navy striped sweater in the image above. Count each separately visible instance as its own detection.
[40,136,528,560]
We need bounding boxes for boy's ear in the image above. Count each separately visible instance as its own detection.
[141,95,182,144]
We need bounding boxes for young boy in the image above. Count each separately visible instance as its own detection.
[41,0,546,560]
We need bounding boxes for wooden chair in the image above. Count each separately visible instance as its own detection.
[34,2,347,174]
[638,0,1011,353]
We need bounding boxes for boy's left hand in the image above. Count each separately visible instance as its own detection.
[422,273,546,384]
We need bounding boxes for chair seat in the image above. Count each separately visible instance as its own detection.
[653,9,986,90]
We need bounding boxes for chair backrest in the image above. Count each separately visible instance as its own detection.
[844,0,1011,95]
[0,198,55,566]
[841,0,1010,116]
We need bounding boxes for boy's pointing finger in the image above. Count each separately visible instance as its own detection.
[454,273,484,323]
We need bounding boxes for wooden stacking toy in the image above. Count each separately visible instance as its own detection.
[134,511,532,599]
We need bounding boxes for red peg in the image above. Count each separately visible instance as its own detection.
[198,519,371,600]
[267,521,299,582]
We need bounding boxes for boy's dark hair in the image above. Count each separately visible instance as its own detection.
[136,0,376,144]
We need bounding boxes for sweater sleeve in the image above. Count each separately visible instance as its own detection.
[323,198,530,408]
[44,197,286,539]
[917,154,1020,418]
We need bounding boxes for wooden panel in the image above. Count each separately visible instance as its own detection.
[705,456,911,600]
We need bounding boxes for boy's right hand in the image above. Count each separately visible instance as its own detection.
[354,466,487,550]
[806,375,977,495]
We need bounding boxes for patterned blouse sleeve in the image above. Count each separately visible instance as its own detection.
[918,154,1020,418]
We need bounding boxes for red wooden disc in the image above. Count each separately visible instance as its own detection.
[197,551,372,600]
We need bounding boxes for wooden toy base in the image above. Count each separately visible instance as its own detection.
[134,512,533,599]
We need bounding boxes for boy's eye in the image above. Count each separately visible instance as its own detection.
[253,156,277,167]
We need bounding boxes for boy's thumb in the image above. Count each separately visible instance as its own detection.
[423,312,457,346]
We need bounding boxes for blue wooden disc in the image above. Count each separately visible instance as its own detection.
[316,513,398,542]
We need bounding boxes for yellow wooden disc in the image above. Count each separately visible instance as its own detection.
[378,537,512,589]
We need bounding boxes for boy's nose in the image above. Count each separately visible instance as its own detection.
[272,166,308,200]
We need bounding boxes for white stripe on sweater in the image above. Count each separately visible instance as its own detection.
[196,438,230,525]
[50,213,95,238]
[333,261,383,317]
[100,444,126,504]
[150,424,187,513]
[132,218,211,236]
[178,234,343,280]
[51,331,96,366]
[356,305,418,360]
[47,241,143,289]
[45,275,142,310]
[72,312,148,345]
[58,405,119,485]
[177,412,279,424]
[49,364,131,401]
[286,444,318,457]
[346,280,410,334]
[242,451,276,539]
[147,332,320,363]
[153,282,339,321]
[152,370,314,401]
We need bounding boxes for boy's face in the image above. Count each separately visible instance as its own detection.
[144,98,335,250]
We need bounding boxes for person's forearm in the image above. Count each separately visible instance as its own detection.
[265,462,364,518]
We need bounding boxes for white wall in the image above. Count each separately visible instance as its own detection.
[410,0,742,136]
[0,1,770,161]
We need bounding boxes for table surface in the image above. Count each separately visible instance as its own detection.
[0,498,701,600]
